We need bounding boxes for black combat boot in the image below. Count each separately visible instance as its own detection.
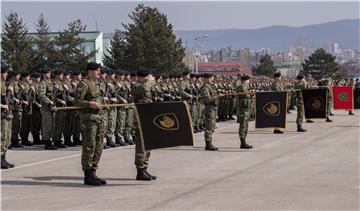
[106,137,117,148]
[115,138,128,146]
[2,155,15,168]
[103,143,108,149]
[240,138,253,149]
[91,169,107,185]
[306,119,314,123]
[196,125,202,133]
[32,135,43,145]
[84,170,102,186]
[273,129,284,134]
[297,125,307,132]
[144,167,157,180]
[229,115,236,120]
[200,124,206,131]
[136,168,152,181]
[326,117,333,122]
[21,139,33,146]
[329,113,334,116]
[1,159,9,169]
[64,138,76,147]
[205,141,218,151]
[73,137,82,146]
[11,139,24,148]
[125,137,135,145]
[54,140,67,148]
[44,140,58,150]
[349,111,355,115]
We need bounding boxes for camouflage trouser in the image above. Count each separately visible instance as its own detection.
[40,106,55,141]
[238,110,250,139]
[20,109,32,140]
[226,97,236,117]
[124,107,135,141]
[296,104,304,126]
[204,107,217,142]
[1,118,12,156]
[197,102,204,126]
[190,102,198,127]
[218,97,225,118]
[72,111,81,139]
[134,123,151,169]
[326,99,332,116]
[106,108,117,139]
[31,107,41,137]
[81,112,106,171]
[115,106,126,140]
[53,110,65,141]
[63,111,74,140]
[11,109,22,141]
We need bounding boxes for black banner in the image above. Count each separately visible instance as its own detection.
[135,101,194,151]
[255,91,287,129]
[302,88,328,119]
[354,88,360,109]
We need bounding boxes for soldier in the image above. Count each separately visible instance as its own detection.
[132,68,156,180]
[200,73,219,151]
[347,78,356,115]
[236,75,253,149]
[99,69,108,149]
[323,79,333,122]
[294,75,307,132]
[104,69,119,148]
[74,62,107,186]
[62,71,77,147]
[30,72,43,145]
[123,71,136,145]
[1,66,15,169]
[8,71,23,148]
[271,72,285,134]
[304,74,315,123]
[114,70,128,146]
[70,71,83,145]
[52,70,67,148]
[38,68,58,150]
[19,72,34,145]
[179,71,196,131]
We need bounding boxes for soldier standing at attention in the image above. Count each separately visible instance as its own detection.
[74,62,107,186]
[271,72,285,134]
[236,75,253,149]
[200,73,219,151]
[30,72,43,145]
[8,71,23,148]
[132,68,157,181]
[179,71,195,130]
[1,66,15,169]
[294,75,307,132]
[52,70,67,148]
[19,71,34,146]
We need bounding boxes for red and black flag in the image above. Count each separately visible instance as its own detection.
[302,88,328,119]
[134,101,194,151]
[354,88,360,109]
[255,91,288,129]
[332,86,354,110]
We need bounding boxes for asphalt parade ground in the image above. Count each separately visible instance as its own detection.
[1,111,359,210]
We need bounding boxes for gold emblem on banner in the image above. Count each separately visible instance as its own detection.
[307,97,323,111]
[263,101,280,116]
[153,113,179,131]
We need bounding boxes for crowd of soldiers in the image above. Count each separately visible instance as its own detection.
[1,62,359,185]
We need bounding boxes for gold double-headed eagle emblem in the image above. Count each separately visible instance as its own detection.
[263,101,280,116]
[153,113,179,131]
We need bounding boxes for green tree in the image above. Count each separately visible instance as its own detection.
[32,13,56,70]
[122,4,185,74]
[302,48,341,79]
[1,12,33,72]
[54,19,96,71]
[251,54,277,77]
[103,29,127,69]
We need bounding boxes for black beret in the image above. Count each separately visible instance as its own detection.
[63,72,70,76]
[41,68,50,74]
[72,71,81,76]
[1,64,8,74]
[241,75,251,81]
[182,71,191,76]
[203,73,214,78]
[274,72,281,78]
[10,71,20,77]
[21,71,30,78]
[53,69,63,76]
[115,70,124,76]
[107,69,115,75]
[30,72,41,78]
[137,68,150,77]
[190,74,196,78]
[130,72,137,77]
[297,75,304,80]
[81,72,88,77]
[87,62,101,71]
[123,71,130,76]
[162,73,169,79]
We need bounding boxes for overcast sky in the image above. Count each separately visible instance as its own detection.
[1,1,359,32]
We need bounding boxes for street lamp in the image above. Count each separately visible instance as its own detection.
[194,35,208,74]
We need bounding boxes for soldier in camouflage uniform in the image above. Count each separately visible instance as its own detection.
[52,70,67,148]
[271,72,285,134]
[30,72,43,145]
[62,72,77,147]
[123,72,136,145]
[70,71,83,145]
[132,69,156,181]
[99,69,108,149]
[74,62,107,186]
[323,79,333,123]
[1,66,15,169]
[236,75,253,149]
[200,73,219,151]
[179,71,196,132]
[104,70,118,148]
[18,72,34,146]
[38,68,58,150]
[294,75,307,132]
[113,70,128,146]
[196,75,205,132]
[8,71,23,148]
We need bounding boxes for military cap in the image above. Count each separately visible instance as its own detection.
[41,68,50,74]
[241,75,251,81]
[30,72,41,78]
[1,65,8,74]
[297,74,304,80]
[274,72,281,78]
[9,71,20,77]
[72,70,81,76]
[123,70,130,76]
[81,72,88,77]
[107,69,115,75]
[130,72,137,77]
[203,73,214,78]
[21,71,30,78]
[53,69,63,75]
[182,70,191,76]
[190,74,196,78]
[137,68,150,77]
[63,71,70,76]
[115,70,124,76]
[162,73,169,79]
[87,62,101,71]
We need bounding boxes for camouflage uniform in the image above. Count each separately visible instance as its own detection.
[1,81,13,165]
[9,80,22,147]
[200,83,218,145]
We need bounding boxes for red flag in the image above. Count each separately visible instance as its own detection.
[332,86,353,110]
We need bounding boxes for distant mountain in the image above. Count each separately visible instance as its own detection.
[173,19,360,52]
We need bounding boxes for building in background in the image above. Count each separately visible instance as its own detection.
[197,61,251,76]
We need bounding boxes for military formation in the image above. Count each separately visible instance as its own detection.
[1,62,359,186]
